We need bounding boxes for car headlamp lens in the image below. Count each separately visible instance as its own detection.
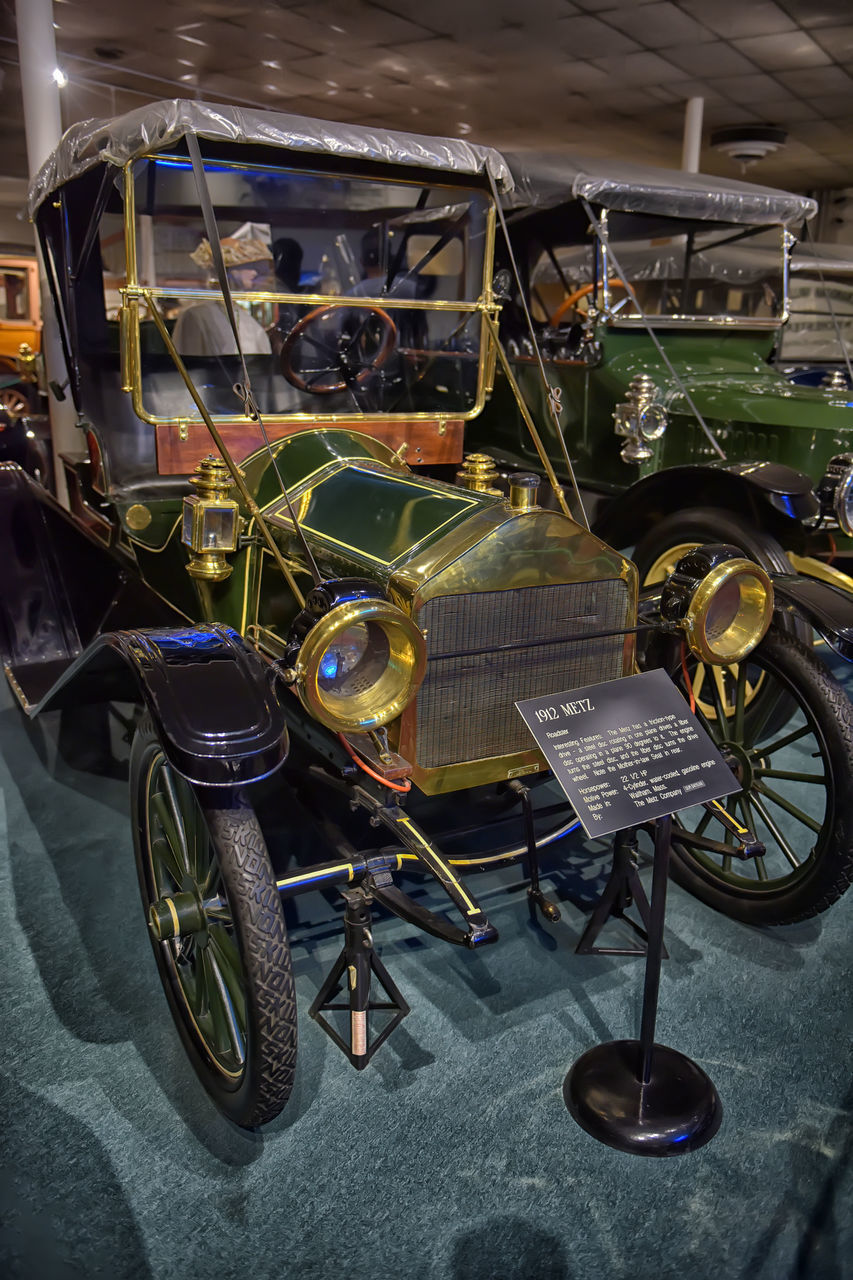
[833,467,853,536]
[683,558,773,664]
[296,599,426,733]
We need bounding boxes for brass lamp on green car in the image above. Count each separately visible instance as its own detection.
[182,455,240,581]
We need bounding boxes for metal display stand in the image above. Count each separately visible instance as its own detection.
[564,815,722,1156]
[575,827,667,957]
[309,889,410,1069]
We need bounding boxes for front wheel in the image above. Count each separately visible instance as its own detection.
[670,629,853,925]
[131,718,297,1126]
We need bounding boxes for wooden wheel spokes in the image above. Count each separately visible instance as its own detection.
[147,755,248,1078]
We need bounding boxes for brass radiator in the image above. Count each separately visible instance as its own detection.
[414,580,629,769]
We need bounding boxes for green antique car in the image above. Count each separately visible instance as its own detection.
[3,102,853,1128]
[467,154,853,593]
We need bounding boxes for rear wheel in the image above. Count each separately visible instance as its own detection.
[670,629,853,925]
[131,717,296,1126]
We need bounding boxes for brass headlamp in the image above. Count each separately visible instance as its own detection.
[660,544,773,665]
[817,453,853,536]
[283,579,426,734]
[182,455,241,582]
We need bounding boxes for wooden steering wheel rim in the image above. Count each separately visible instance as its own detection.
[549,279,626,327]
[279,302,397,394]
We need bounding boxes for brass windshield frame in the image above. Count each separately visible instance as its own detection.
[120,156,498,428]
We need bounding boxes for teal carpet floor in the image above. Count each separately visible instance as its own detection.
[0,665,851,1280]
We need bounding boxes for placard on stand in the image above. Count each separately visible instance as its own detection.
[517,668,737,1156]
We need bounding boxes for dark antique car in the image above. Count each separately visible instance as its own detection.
[468,154,853,591]
[2,102,853,1128]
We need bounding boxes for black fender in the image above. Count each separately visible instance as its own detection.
[30,624,290,787]
[771,576,853,661]
[593,461,819,551]
[639,570,853,664]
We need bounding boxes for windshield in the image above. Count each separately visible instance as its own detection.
[780,271,853,363]
[530,219,787,328]
[112,154,492,421]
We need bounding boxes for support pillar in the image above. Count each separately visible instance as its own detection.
[681,97,704,174]
[16,0,79,507]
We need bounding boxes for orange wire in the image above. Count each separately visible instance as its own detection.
[338,732,412,792]
[680,641,696,714]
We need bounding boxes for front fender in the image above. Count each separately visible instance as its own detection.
[593,461,819,551]
[34,624,290,786]
[771,576,853,661]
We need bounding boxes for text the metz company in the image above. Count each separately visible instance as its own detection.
[516,668,738,838]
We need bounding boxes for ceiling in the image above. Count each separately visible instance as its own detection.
[0,0,852,203]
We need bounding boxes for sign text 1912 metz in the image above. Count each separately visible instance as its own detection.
[516,667,739,839]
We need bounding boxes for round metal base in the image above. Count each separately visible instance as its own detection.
[564,1039,722,1157]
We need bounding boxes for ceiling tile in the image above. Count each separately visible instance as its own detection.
[775,64,853,94]
[551,61,613,92]
[750,96,821,121]
[810,25,853,61]
[291,2,436,45]
[602,2,716,47]
[590,51,689,85]
[665,42,759,77]
[679,0,797,38]
[707,71,796,104]
[551,14,643,57]
[776,0,853,30]
[734,31,833,70]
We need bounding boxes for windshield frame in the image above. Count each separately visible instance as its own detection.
[594,209,792,332]
[119,152,499,429]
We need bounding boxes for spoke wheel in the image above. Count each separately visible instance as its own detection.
[131,717,296,1126]
[671,629,853,925]
[0,384,34,417]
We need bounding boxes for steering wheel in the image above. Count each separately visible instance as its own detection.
[550,279,627,327]
[279,303,397,394]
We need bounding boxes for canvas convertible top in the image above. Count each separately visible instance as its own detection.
[27,97,514,217]
[504,151,816,228]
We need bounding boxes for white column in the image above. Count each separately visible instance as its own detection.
[16,0,78,506]
[681,97,704,174]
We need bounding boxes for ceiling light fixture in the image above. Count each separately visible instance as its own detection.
[710,125,787,174]
[52,67,68,87]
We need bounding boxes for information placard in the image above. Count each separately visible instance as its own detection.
[516,668,738,838]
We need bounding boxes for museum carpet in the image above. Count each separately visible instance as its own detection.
[0,656,850,1280]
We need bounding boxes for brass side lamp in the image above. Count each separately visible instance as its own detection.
[182,454,241,582]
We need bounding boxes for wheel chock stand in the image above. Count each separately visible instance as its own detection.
[309,888,410,1069]
[575,827,666,957]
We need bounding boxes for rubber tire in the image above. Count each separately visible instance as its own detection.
[633,506,798,580]
[131,717,297,1127]
[670,628,853,926]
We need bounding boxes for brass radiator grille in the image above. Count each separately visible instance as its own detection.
[415,580,629,769]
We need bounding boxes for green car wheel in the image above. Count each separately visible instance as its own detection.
[670,628,853,926]
[131,717,297,1127]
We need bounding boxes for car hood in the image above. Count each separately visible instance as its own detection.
[605,345,853,432]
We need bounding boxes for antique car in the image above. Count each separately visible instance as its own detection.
[0,249,44,414]
[3,101,853,1128]
[467,154,853,590]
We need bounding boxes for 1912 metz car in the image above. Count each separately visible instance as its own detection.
[2,102,852,1127]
